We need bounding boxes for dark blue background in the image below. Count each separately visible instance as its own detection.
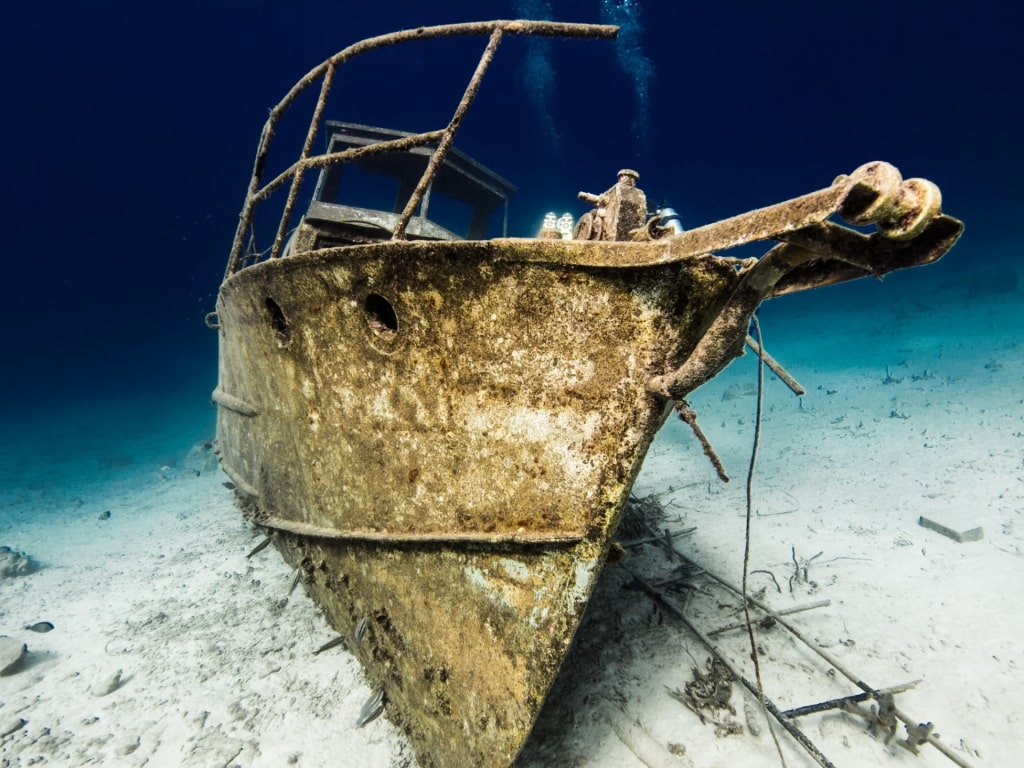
[3,0,1019,406]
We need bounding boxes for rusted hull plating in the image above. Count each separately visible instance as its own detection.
[211,19,962,768]
[214,176,963,765]
[215,238,740,767]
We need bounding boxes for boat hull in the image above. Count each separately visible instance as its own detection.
[214,238,739,767]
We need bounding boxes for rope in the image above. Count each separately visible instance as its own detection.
[742,314,788,767]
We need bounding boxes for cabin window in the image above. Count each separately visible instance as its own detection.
[323,165,414,215]
[424,193,478,239]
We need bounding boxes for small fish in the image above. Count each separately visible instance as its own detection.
[313,635,346,655]
[97,510,111,521]
[246,536,272,558]
[25,621,54,633]
[223,481,237,490]
[288,569,302,596]
[354,617,369,643]
[356,688,385,728]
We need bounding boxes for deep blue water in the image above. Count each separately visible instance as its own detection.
[1,0,1020,408]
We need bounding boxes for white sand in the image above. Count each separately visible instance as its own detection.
[1,282,1021,767]
[0,413,416,767]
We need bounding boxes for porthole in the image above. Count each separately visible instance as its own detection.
[265,297,291,347]
[364,293,398,341]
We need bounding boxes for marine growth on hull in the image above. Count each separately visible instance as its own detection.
[209,19,962,768]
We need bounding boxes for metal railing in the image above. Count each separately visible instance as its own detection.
[223,20,618,280]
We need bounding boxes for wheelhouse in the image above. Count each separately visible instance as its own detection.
[305,121,516,246]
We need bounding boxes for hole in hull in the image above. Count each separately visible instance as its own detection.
[265,297,291,347]
[365,293,399,340]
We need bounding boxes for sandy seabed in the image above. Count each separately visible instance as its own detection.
[1,280,1021,768]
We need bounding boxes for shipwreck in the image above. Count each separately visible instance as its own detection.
[208,20,962,768]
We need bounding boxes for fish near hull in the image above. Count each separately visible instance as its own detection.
[214,237,741,767]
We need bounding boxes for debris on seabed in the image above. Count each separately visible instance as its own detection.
[918,516,984,543]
